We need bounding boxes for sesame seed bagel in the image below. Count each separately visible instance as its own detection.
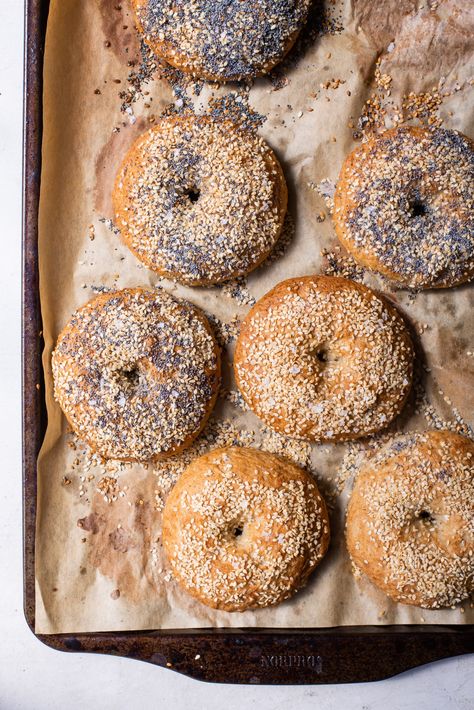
[162,447,330,611]
[113,114,287,286]
[52,287,220,462]
[333,127,474,289]
[131,0,312,82]
[234,275,414,443]
[346,431,474,609]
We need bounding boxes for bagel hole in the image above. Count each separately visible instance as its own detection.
[186,188,200,204]
[311,347,331,364]
[233,525,244,538]
[409,200,427,218]
[418,509,434,523]
[117,366,140,391]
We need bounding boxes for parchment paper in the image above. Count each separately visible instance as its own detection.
[36,0,474,633]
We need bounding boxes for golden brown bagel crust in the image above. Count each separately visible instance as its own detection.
[346,431,474,608]
[333,126,474,289]
[52,287,220,462]
[113,114,288,286]
[131,0,312,82]
[234,275,414,443]
[162,447,330,612]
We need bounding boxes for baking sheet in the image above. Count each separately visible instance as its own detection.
[36,0,474,633]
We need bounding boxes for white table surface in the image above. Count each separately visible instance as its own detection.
[1,2,472,708]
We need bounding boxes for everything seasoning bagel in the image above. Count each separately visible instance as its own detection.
[113,114,287,285]
[333,127,474,289]
[52,288,221,462]
[131,0,312,81]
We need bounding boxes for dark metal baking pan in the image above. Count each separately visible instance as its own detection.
[22,0,474,684]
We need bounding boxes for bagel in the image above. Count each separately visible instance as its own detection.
[113,114,287,285]
[234,275,414,443]
[131,0,312,82]
[346,430,474,608]
[162,446,330,611]
[52,287,220,461]
[333,126,474,289]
